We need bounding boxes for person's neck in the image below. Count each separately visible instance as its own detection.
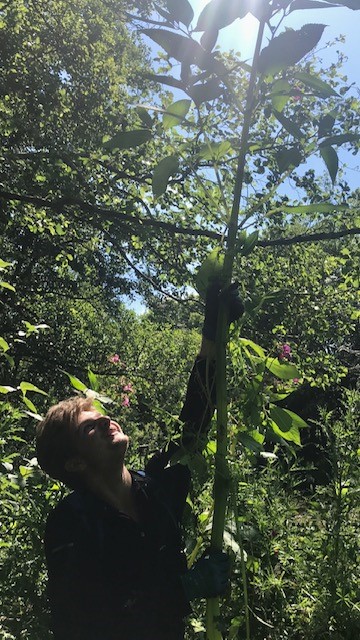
[86,464,139,520]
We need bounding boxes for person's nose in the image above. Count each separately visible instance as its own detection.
[97,416,111,432]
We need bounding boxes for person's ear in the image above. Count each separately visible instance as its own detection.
[65,457,87,474]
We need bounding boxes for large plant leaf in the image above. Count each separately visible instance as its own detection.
[320,146,338,184]
[188,79,223,104]
[276,146,302,173]
[19,381,48,396]
[289,0,339,10]
[152,155,179,197]
[269,80,293,112]
[197,140,232,160]
[335,0,360,8]
[63,371,88,392]
[142,29,210,69]
[273,111,303,139]
[165,0,194,26]
[266,359,300,380]
[104,129,152,151]
[318,113,336,138]
[270,405,308,432]
[195,0,246,32]
[279,202,348,214]
[163,99,191,129]
[319,133,360,147]
[269,418,301,445]
[195,247,224,299]
[294,72,338,98]
[259,24,326,76]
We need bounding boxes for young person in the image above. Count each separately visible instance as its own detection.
[36,283,243,640]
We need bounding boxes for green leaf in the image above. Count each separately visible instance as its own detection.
[320,146,338,184]
[276,147,302,173]
[163,99,191,129]
[19,382,48,396]
[259,24,326,76]
[334,0,360,8]
[270,80,292,112]
[197,140,232,160]
[270,405,307,432]
[237,230,259,256]
[0,281,16,292]
[104,129,152,152]
[195,247,224,299]
[279,202,348,214]
[294,71,339,98]
[289,0,339,10]
[266,359,300,380]
[273,111,303,139]
[0,385,16,394]
[0,337,10,353]
[63,371,88,392]
[0,259,12,270]
[269,419,301,445]
[188,79,223,104]
[195,0,246,31]
[136,106,153,128]
[238,431,265,452]
[239,338,266,359]
[142,29,209,69]
[22,396,38,413]
[87,368,99,392]
[319,133,360,147]
[165,0,194,26]
[152,155,179,197]
[318,113,336,138]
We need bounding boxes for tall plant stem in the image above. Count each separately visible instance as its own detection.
[206,17,266,640]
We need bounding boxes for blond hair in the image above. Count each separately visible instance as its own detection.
[36,396,93,488]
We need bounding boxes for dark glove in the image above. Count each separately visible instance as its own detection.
[180,549,230,600]
[202,280,244,341]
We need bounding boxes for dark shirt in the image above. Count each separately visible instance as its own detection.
[44,357,215,640]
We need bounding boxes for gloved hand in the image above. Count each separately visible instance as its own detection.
[202,280,244,341]
[180,549,231,600]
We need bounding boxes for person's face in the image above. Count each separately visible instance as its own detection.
[71,408,129,470]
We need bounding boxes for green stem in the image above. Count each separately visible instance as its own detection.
[206,17,266,640]
[232,479,251,640]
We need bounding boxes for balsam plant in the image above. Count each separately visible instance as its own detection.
[125,1,360,637]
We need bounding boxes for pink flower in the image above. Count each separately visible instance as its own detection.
[123,383,133,393]
[109,354,120,364]
[293,378,299,384]
[122,395,130,408]
[278,343,291,360]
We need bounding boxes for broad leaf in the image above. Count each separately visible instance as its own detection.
[276,147,302,173]
[19,381,48,396]
[200,27,219,51]
[0,337,10,352]
[335,0,360,8]
[259,24,326,76]
[238,431,264,452]
[0,259,12,270]
[87,368,99,392]
[266,358,300,380]
[269,418,301,445]
[163,99,191,129]
[0,385,16,394]
[237,230,259,256]
[195,247,224,299]
[239,338,266,359]
[165,0,194,26]
[0,281,16,292]
[270,405,308,432]
[273,111,303,139]
[188,79,223,104]
[270,80,293,112]
[64,371,88,392]
[136,106,153,128]
[197,140,232,160]
[195,0,246,31]
[294,72,338,97]
[318,113,336,138]
[104,129,152,151]
[279,202,348,214]
[319,133,360,147]
[22,396,38,413]
[289,0,340,10]
[142,29,210,69]
[320,146,338,184]
[152,155,179,197]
